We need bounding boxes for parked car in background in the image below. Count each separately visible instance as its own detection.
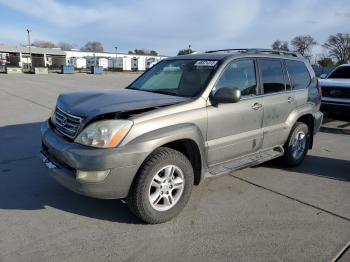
[320,64,350,114]
[41,48,323,224]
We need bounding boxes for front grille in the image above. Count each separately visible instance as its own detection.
[321,86,350,99]
[54,107,82,139]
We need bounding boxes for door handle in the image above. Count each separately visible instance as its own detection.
[252,102,263,110]
[287,97,294,103]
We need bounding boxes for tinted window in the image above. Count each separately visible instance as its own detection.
[215,59,257,97]
[259,59,285,94]
[328,66,350,79]
[285,60,311,90]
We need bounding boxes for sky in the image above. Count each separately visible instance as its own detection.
[0,0,349,56]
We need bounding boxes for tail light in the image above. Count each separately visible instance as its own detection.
[316,79,322,100]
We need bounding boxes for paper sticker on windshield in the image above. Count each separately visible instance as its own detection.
[194,60,218,67]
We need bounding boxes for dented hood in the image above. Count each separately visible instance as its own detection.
[57,89,189,117]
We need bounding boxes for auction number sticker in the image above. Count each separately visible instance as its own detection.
[194,60,218,67]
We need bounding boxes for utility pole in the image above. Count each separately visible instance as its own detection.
[114,46,118,57]
[26,28,32,70]
[114,46,118,68]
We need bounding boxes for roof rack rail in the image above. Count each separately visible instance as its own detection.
[205,48,302,57]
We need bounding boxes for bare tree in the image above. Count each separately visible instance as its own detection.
[57,42,75,51]
[81,41,104,52]
[271,40,289,51]
[291,35,317,58]
[32,40,56,48]
[323,33,350,65]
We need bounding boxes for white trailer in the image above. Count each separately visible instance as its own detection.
[131,57,138,71]
[0,53,8,65]
[146,57,160,69]
[70,57,87,69]
[86,57,108,69]
[108,57,123,70]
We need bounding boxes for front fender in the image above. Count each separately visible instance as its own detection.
[126,123,208,180]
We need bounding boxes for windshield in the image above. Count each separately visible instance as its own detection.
[328,66,350,79]
[128,59,220,97]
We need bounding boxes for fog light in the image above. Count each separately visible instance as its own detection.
[76,170,110,182]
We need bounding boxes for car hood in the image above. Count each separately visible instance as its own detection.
[319,78,350,88]
[57,88,189,117]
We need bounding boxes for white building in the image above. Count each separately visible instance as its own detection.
[0,44,66,70]
[65,50,166,71]
[0,45,167,72]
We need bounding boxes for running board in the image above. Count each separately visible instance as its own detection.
[207,146,284,177]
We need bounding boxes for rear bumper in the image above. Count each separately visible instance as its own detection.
[40,120,148,199]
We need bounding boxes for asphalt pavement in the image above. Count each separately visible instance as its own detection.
[0,73,349,262]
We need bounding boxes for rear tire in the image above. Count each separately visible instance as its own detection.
[127,147,194,224]
[282,122,310,167]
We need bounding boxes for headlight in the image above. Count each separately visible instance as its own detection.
[75,120,133,148]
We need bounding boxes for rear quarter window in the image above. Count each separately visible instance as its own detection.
[285,60,311,90]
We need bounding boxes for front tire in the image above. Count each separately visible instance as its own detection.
[127,147,194,224]
[282,122,310,167]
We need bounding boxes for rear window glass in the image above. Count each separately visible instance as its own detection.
[258,59,286,94]
[285,60,311,90]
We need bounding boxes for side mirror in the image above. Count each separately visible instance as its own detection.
[211,87,241,104]
[320,73,327,79]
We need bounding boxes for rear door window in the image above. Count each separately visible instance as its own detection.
[258,59,286,94]
[285,60,311,90]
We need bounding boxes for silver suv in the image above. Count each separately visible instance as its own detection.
[41,48,323,223]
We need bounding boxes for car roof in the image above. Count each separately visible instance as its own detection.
[165,53,232,61]
[165,49,306,62]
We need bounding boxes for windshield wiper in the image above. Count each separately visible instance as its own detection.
[127,86,184,97]
[151,89,179,96]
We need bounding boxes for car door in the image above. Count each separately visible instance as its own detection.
[284,59,312,108]
[257,58,296,148]
[206,59,264,165]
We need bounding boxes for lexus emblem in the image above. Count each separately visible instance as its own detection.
[61,116,68,126]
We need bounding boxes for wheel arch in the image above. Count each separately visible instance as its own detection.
[161,139,202,185]
[295,114,314,149]
[127,123,207,186]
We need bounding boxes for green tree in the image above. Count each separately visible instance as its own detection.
[317,57,335,67]
[128,49,158,56]
[177,49,193,55]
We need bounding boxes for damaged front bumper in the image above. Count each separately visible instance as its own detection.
[40,120,148,199]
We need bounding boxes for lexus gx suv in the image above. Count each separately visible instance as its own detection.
[41,49,323,223]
